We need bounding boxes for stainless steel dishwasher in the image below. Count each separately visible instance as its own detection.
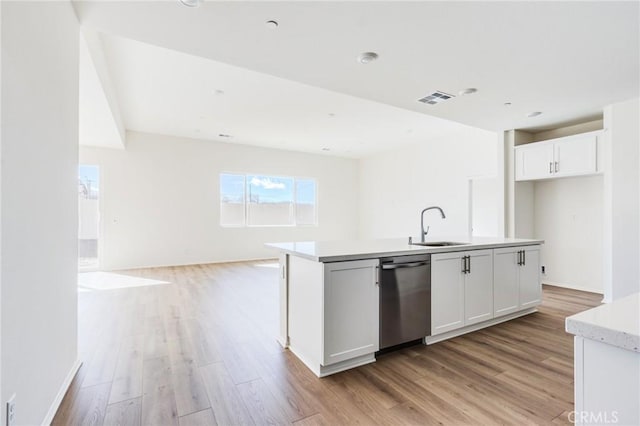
[379,254,431,350]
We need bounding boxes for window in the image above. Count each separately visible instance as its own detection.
[220,173,317,227]
[295,178,317,225]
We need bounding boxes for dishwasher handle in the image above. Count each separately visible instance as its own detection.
[381,261,429,270]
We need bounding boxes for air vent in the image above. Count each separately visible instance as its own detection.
[418,91,455,105]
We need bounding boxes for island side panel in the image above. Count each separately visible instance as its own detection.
[278,252,289,347]
[288,255,324,374]
[578,337,640,425]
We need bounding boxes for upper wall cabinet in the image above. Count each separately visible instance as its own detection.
[515,131,600,181]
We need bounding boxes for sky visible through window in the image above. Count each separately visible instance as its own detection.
[247,175,293,203]
[79,165,99,199]
[79,165,99,185]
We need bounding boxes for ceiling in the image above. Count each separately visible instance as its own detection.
[74,1,640,157]
[98,33,472,157]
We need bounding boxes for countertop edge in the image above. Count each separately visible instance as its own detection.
[266,239,544,263]
[565,319,640,353]
[565,293,640,353]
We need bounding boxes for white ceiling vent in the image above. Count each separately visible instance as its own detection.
[418,91,455,105]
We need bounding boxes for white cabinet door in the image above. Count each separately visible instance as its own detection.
[464,249,494,325]
[494,245,541,315]
[431,252,465,335]
[493,248,520,317]
[519,246,541,308]
[554,134,597,178]
[515,132,600,181]
[323,259,379,366]
[515,143,554,181]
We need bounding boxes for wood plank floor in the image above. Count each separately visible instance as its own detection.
[54,261,602,426]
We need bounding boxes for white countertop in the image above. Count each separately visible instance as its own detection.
[266,236,543,262]
[566,293,640,353]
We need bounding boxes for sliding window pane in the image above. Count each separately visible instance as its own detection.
[220,174,245,226]
[247,175,294,226]
[295,178,317,225]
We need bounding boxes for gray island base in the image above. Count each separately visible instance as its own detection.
[267,237,544,377]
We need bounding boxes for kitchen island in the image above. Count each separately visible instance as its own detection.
[267,236,543,377]
[566,293,639,425]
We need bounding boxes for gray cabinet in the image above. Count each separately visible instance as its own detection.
[493,245,541,317]
[323,259,379,366]
[431,249,494,336]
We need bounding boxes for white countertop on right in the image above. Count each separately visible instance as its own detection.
[566,292,640,353]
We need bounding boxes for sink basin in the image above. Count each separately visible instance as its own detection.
[411,241,470,247]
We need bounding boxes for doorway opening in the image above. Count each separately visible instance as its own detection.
[78,165,100,270]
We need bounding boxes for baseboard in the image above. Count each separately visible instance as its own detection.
[41,359,82,426]
[543,280,604,295]
[101,257,278,272]
[424,308,538,345]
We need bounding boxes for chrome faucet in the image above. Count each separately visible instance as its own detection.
[420,206,446,242]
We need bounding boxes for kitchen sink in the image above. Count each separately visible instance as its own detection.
[411,241,470,247]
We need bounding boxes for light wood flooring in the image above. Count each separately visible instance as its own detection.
[53,261,602,426]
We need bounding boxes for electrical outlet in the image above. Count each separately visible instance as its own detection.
[6,394,15,426]
[541,265,546,274]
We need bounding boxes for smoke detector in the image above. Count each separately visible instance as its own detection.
[418,91,455,105]
[357,52,379,64]
[179,0,203,7]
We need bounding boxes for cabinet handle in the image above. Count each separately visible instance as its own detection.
[467,256,471,274]
[555,161,559,173]
[461,256,467,274]
[517,250,522,266]
[523,250,526,266]
[375,266,379,286]
[382,261,429,270]
[549,162,553,174]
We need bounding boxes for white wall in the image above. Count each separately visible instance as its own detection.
[470,176,499,237]
[80,131,359,270]
[1,2,79,424]
[603,97,640,301]
[534,176,604,293]
[358,126,497,240]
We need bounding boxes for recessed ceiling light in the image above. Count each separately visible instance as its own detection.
[527,111,543,117]
[179,0,203,7]
[265,20,279,29]
[458,88,478,96]
[357,52,379,64]
[504,102,512,106]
